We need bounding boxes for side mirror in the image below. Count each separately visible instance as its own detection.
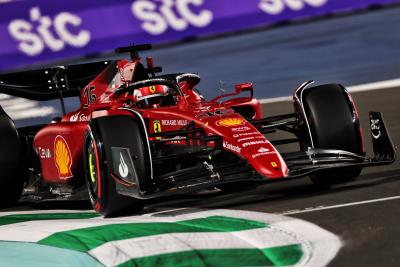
[235,82,253,98]
[210,82,254,103]
[121,63,136,82]
[176,95,188,109]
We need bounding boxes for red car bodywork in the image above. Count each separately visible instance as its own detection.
[33,58,290,187]
[0,44,395,216]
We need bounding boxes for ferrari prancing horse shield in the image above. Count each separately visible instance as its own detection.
[153,120,162,133]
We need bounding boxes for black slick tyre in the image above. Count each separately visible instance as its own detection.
[0,106,26,207]
[84,115,147,217]
[300,84,363,186]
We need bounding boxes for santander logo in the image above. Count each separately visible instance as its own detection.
[70,113,79,122]
[70,112,90,122]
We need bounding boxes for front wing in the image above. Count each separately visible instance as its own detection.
[117,111,395,199]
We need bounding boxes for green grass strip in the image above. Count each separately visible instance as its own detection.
[117,245,303,267]
[39,216,267,252]
[0,212,99,226]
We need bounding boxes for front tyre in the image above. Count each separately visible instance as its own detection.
[84,116,146,217]
[300,84,363,186]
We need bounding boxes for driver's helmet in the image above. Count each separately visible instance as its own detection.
[133,85,170,108]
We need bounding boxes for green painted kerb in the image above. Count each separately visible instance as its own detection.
[39,216,267,252]
[0,212,307,267]
[117,245,303,267]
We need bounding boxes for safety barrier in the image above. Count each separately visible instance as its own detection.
[0,0,399,71]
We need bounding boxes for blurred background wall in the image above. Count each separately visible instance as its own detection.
[0,0,399,126]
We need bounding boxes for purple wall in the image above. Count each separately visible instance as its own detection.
[0,0,399,72]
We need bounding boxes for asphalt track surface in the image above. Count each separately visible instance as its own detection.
[144,87,400,266]
[3,87,399,266]
[2,6,400,267]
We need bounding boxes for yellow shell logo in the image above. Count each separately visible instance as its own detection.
[216,118,245,127]
[149,85,156,93]
[54,135,73,179]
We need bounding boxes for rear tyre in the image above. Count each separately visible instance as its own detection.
[300,84,363,186]
[0,107,26,207]
[84,115,146,217]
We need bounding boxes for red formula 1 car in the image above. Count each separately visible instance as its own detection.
[0,44,395,216]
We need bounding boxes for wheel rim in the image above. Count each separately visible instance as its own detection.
[86,138,99,205]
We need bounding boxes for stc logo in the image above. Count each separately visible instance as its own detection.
[131,0,213,35]
[259,0,327,15]
[8,7,90,56]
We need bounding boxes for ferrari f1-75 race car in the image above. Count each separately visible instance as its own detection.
[0,44,395,216]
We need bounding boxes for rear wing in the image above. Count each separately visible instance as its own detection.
[0,61,111,101]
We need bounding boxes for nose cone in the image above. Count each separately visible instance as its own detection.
[243,144,289,179]
[211,116,288,179]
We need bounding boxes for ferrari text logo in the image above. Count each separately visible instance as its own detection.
[154,120,162,133]
[216,118,245,127]
[54,135,73,179]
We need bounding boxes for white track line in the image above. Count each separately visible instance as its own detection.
[347,78,400,92]
[260,96,292,104]
[279,195,400,215]
[259,78,400,104]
